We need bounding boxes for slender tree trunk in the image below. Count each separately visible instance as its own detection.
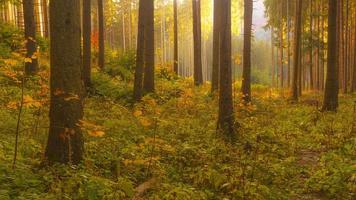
[173,0,178,74]
[218,0,234,138]
[241,0,253,103]
[309,0,314,90]
[322,0,339,111]
[46,0,84,164]
[83,0,91,89]
[279,1,284,89]
[23,0,38,75]
[291,0,303,101]
[143,0,154,93]
[352,5,356,92]
[98,0,105,69]
[271,28,275,87]
[42,0,49,38]
[212,0,221,92]
[287,0,291,87]
[192,0,203,85]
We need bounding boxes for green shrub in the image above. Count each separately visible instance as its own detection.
[0,23,23,58]
[104,50,136,81]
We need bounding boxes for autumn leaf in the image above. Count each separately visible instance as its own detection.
[87,130,105,137]
[24,57,32,63]
[133,110,143,117]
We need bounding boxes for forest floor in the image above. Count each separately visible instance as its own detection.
[0,57,355,199]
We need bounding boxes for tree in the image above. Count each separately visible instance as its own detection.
[133,0,155,100]
[291,0,303,101]
[83,0,92,89]
[218,0,234,138]
[192,0,203,86]
[98,0,105,69]
[45,0,84,164]
[23,0,38,74]
[322,0,339,111]
[241,0,253,103]
[211,0,221,93]
[133,0,145,101]
[173,0,178,74]
[142,0,154,93]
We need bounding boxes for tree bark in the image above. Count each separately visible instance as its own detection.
[98,0,105,69]
[291,0,303,101]
[322,0,339,111]
[211,0,221,92]
[83,0,92,89]
[241,0,253,103]
[143,0,154,93]
[46,0,84,164]
[133,0,146,101]
[192,0,203,86]
[173,0,178,74]
[218,0,234,138]
[23,0,38,75]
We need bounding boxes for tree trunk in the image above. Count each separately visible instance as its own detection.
[351,5,356,92]
[309,0,314,90]
[241,0,253,103]
[279,1,284,89]
[173,0,178,74]
[322,0,339,111]
[271,28,275,87]
[291,0,303,101]
[143,0,154,93]
[42,0,49,38]
[218,0,234,138]
[46,0,84,164]
[83,0,91,89]
[23,0,38,75]
[211,0,221,92]
[98,0,105,69]
[133,0,146,101]
[192,0,203,86]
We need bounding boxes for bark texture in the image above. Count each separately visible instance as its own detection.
[322,0,339,111]
[46,0,84,164]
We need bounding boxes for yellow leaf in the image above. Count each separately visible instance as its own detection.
[140,118,151,127]
[7,101,18,109]
[133,110,142,117]
[88,130,105,137]
[24,57,32,63]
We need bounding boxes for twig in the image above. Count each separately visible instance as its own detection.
[13,64,26,169]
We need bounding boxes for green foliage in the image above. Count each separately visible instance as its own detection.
[35,36,49,52]
[0,54,355,199]
[104,50,136,81]
[0,23,23,58]
[91,72,133,103]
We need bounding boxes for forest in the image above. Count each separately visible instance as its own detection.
[0,0,355,199]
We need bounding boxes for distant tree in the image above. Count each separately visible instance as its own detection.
[241,0,253,103]
[192,0,203,85]
[322,0,339,111]
[291,0,303,101]
[218,0,234,138]
[23,0,38,74]
[353,25,356,92]
[173,0,178,74]
[211,0,221,93]
[83,0,92,89]
[46,0,84,164]
[98,0,105,69]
